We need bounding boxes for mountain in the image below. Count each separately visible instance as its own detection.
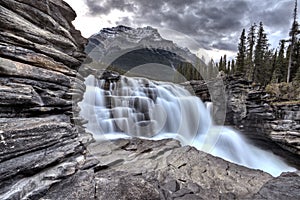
[85,25,206,81]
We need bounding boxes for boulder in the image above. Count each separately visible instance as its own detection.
[252,172,300,200]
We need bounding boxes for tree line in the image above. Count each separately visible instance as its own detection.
[217,0,300,86]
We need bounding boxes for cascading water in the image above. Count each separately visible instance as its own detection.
[79,74,296,177]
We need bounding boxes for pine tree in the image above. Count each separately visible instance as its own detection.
[287,0,299,82]
[253,22,269,84]
[295,65,300,81]
[271,49,278,75]
[272,43,284,83]
[292,39,300,81]
[223,54,227,73]
[291,39,300,81]
[246,23,257,78]
[263,49,275,85]
[236,29,246,74]
[218,56,225,72]
[227,61,231,74]
[231,60,235,74]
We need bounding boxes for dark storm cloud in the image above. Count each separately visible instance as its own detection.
[84,0,134,15]
[212,41,237,51]
[84,0,296,52]
[255,1,294,30]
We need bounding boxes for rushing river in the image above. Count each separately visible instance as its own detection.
[79,75,296,176]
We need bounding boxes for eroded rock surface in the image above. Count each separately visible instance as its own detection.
[84,138,299,200]
[28,137,299,200]
[252,172,300,200]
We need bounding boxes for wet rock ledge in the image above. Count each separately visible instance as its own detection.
[0,1,300,200]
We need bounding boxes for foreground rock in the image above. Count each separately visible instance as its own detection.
[89,138,272,199]
[41,138,300,200]
[253,171,300,200]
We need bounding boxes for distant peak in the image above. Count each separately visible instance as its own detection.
[100,25,132,35]
[99,25,159,34]
[97,25,163,42]
[115,25,133,31]
[88,25,200,65]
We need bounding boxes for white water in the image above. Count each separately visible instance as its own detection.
[79,75,296,177]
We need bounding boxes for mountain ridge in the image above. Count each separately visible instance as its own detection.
[85,25,207,81]
[86,25,202,66]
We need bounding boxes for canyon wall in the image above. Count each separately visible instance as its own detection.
[0,0,94,199]
[186,76,300,160]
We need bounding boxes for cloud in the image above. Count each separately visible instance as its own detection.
[83,0,296,52]
[256,1,294,31]
[84,0,134,15]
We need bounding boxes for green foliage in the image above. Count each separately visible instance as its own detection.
[265,82,300,101]
[272,41,287,83]
[230,60,235,74]
[253,22,269,85]
[290,39,300,81]
[176,62,202,81]
[218,56,225,72]
[236,29,246,74]
[245,23,256,79]
[295,66,300,81]
[216,1,300,86]
[223,54,227,72]
[287,0,299,82]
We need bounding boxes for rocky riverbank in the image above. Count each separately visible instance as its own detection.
[0,1,300,199]
[225,76,300,158]
[184,76,300,166]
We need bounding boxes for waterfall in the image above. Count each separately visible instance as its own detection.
[79,75,296,177]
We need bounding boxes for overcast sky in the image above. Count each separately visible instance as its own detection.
[64,0,297,60]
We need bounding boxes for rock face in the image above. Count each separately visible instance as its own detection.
[0,0,93,199]
[185,76,300,159]
[224,77,300,158]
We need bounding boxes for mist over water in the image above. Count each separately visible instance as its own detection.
[79,75,296,177]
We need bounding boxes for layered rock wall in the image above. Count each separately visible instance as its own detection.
[185,76,300,158]
[0,1,93,199]
[225,78,300,157]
